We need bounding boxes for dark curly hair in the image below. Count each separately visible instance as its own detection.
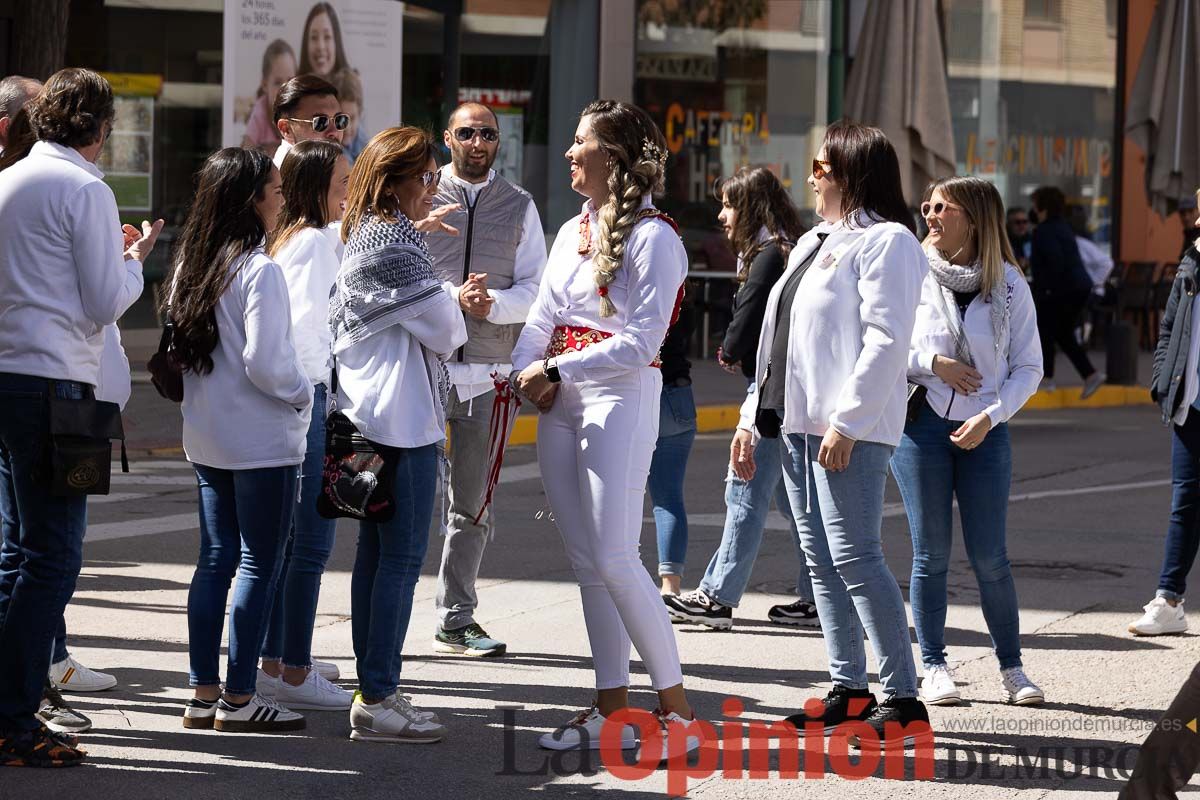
[27,68,114,149]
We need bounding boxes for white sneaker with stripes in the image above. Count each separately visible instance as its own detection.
[214,694,305,732]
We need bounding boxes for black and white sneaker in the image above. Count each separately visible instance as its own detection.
[767,599,821,627]
[784,684,878,735]
[849,697,932,750]
[662,590,733,630]
[214,694,305,733]
[182,697,218,729]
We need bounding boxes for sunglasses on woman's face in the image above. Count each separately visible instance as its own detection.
[812,159,832,179]
[286,113,350,133]
[921,200,963,217]
[420,170,441,188]
[453,126,500,143]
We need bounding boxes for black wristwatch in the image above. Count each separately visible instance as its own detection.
[542,356,561,383]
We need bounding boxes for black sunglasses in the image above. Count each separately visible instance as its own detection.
[286,113,350,133]
[453,126,500,143]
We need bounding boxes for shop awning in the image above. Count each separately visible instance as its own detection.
[844,0,955,204]
[1126,0,1200,217]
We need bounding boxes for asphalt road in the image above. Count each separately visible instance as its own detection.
[2,403,1195,799]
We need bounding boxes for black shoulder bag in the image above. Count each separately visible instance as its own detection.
[316,361,398,522]
[45,382,127,496]
[147,316,184,403]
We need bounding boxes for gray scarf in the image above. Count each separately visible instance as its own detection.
[924,245,1009,366]
[329,211,451,422]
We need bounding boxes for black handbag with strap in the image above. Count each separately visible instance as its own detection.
[147,317,184,403]
[45,382,128,496]
[316,362,397,522]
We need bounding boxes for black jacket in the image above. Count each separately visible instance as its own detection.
[1152,249,1200,424]
[659,290,694,385]
[720,243,787,379]
[1030,217,1093,299]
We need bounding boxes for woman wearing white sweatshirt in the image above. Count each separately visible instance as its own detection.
[735,122,929,746]
[329,127,465,744]
[892,176,1045,707]
[258,139,352,711]
[174,147,313,734]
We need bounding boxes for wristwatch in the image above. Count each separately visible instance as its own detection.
[542,356,561,383]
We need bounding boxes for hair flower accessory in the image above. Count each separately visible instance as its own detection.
[641,137,668,168]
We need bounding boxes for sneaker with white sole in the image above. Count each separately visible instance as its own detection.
[538,704,639,751]
[921,664,961,706]
[37,682,92,734]
[635,709,708,764]
[662,589,732,630]
[181,697,218,730]
[275,668,353,711]
[1081,372,1106,400]
[349,692,446,744]
[312,659,340,681]
[48,655,116,693]
[214,694,305,733]
[767,599,821,627]
[256,669,281,698]
[396,694,440,724]
[1001,667,1045,705]
[1129,596,1188,636]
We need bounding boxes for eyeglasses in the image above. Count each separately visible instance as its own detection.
[286,113,350,133]
[812,159,832,179]
[453,126,500,143]
[921,200,964,217]
[420,170,440,188]
[1010,217,1030,226]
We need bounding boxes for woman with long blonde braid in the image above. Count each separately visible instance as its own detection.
[511,100,704,761]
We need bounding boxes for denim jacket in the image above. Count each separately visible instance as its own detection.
[1152,250,1200,425]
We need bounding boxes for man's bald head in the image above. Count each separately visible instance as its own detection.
[448,102,498,131]
[0,76,43,148]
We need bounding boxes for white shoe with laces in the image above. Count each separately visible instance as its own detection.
[48,655,117,693]
[921,664,961,706]
[312,659,340,681]
[538,705,639,751]
[635,709,708,764]
[349,692,446,744]
[1129,596,1188,636]
[275,668,353,710]
[1001,667,1045,705]
[214,693,305,732]
[256,668,281,698]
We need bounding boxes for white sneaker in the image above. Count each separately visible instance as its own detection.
[256,669,281,698]
[275,668,353,711]
[921,664,961,706]
[538,705,639,751]
[1001,667,1045,705]
[350,692,447,744]
[397,694,440,724]
[312,659,340,681]
[48,655,117,693]
[214,694,305,732]
[635,709,708,764]
[1081,371,1106,400]
[1129,596,1188,636]
[182,697,218,730]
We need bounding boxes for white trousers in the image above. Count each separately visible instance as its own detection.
[537,368,685,690]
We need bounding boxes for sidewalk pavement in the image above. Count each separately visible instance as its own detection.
[118,328,1156,452]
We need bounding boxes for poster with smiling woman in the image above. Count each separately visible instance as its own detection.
[222,0,402,156]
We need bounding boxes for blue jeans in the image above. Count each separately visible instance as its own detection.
[0,374,90,732]
[1157,411,1200,600]
[351,444,436,700]
[890,404,1022,669]
[187,463,298,694]
[649,383,697,577]
[263,384,337,667]
[782,432,917,698]
[699,434,814,607]
[53,617,68,664]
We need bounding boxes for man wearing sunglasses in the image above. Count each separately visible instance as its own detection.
[425,102,546,659]
[270,74,345,168]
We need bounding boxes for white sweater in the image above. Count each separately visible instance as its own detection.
[511,196,687,382]
[907,263,1043,425]
[0,141,143,385]
[274,225,341,385]
[738,212,927,447]
[182,249,313,469]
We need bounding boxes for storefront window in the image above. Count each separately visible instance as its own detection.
[943,0,1116,247]
[634,0,830,272]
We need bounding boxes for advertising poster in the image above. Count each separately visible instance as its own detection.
[98,73,161,215]
[223,0,403,158]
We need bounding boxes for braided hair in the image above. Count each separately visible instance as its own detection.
[580,100,668,317]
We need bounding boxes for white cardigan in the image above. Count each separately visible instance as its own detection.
[738,211,927,447]
[274,225,342,385]
[182,250,313,469]
[511,196,687,382]
[907,263,1043,425]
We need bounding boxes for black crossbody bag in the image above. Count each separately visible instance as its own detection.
[45,381,128,496]
[316,362,398,522]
